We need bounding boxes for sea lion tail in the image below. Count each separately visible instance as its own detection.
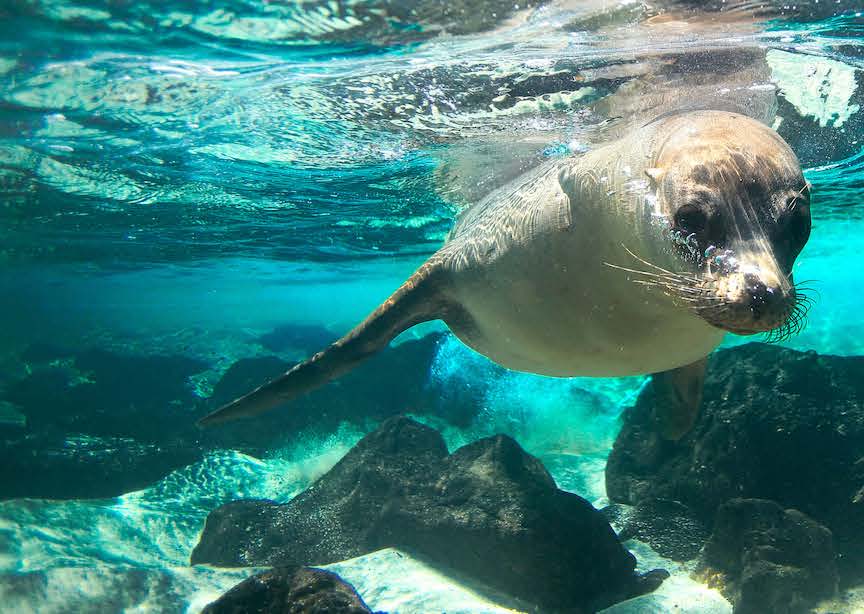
[197,261,446,427]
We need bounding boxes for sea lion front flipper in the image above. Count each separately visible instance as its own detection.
[197,260,447,427]
[651,357,708,440]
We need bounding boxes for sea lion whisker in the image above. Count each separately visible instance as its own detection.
[633,281,696,302]
[667,294,703,303]
[762,294,811,343]
[793,283,821,302]
[671,286,723,300]
[631,279,663,287]
[604,262,674,279]
[691,303,726,312]
[792,290,817,310]
[618,244,697,279]
[604,262,697,284]
[631,277,722,305]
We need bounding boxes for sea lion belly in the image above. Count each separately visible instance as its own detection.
[446,226,725,377]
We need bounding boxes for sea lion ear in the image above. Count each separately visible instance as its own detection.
[644,167,666,184]
[651,357,708,440]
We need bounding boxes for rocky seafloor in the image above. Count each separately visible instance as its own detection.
[2,330,864,613]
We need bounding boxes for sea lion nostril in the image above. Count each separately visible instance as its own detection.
[742,274,767,295]
[740,273,771,319]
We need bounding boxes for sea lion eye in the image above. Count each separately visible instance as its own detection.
[674,205,707,235]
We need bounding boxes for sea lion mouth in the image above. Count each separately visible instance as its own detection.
[693,282,809,343]
[606,246,814,343]
[688,249,815,342]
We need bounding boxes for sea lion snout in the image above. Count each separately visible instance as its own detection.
[741,273,782,322]
[701,259,795,335]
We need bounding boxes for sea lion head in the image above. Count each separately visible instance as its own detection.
[643,111,812,340]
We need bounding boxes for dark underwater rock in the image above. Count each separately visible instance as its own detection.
[257,323,337,354]
[194,416,662,612]
[605,342,864,582]
[7,347,208,442]
[0,432,202,500]
[776,90,864,170]
[696,498,838,614]
[603,498,709,562]
[208,356,291,410]
[2,346,208,498]
[201,567,371,614]
[192,416,447,566]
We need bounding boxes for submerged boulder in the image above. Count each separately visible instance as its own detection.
[0,433,202,500]
[1,345,209,498]
[201,567,371,614]
[194,416,664,612]
[696,498,838,614]
[256,323,338,355]
[7,347,208,442]
[606,343,864,581]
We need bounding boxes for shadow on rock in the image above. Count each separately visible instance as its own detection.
[602,498,710,562]
[193,416,667,613]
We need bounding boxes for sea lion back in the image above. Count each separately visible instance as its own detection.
[441,160,573,273]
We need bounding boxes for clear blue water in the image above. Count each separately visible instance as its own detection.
[1,1,864,612]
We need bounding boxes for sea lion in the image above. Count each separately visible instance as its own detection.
[199,110,811,439]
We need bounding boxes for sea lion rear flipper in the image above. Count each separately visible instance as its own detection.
[197,261,446,427]
[651,357,708,440]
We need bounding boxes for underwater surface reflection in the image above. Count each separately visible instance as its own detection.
[1,1,864,612]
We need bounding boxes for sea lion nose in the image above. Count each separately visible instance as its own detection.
[744,273,775,320]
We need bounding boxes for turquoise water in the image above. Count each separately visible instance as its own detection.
[1,1,864,612]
